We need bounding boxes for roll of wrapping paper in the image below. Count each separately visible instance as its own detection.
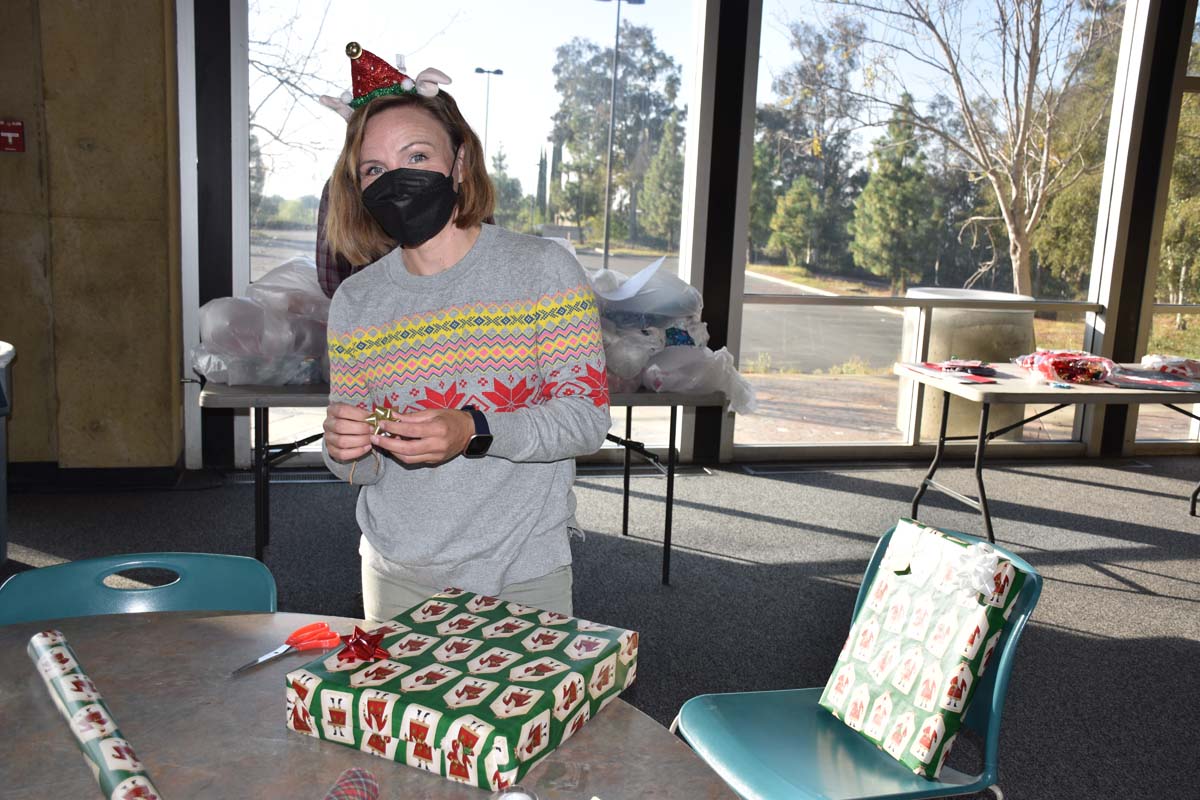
[26,630,163,799]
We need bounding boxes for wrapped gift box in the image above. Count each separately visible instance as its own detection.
[819,519,1028,779]
[286,589,639,791]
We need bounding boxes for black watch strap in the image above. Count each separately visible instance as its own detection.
[463,405,490,436]
[462,405,493,457]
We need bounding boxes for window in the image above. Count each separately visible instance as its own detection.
[735,0,1121,448]
[245,0,698,451]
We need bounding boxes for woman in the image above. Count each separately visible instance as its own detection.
[321,44,610,622]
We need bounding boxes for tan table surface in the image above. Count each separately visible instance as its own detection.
[893,362,1200,405]
[0,611,736,799]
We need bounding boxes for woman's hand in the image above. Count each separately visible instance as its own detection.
[372,409,475,465]
[324,402,373,462]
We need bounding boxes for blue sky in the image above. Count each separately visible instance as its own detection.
[252,0,818,199]
[251,0,1038,199]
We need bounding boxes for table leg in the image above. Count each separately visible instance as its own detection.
[663,405,677,586]
[622,408,632,537]
[912,390,952,519]
[974,403,995,544]
[254,408,269,562]
[1191,482,1199,517]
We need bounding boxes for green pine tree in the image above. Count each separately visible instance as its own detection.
[536,149,548,227]
[849,96,937,292]
[769,176,821,267]
[490,148,525,231]
[749,138,781,262]
[641,111,684,250]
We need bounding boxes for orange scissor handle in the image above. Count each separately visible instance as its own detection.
[286,622,341,650]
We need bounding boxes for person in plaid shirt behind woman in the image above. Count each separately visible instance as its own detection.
[320,43,610,622]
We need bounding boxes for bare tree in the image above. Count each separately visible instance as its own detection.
[248,1,339,155]
[823,0,1121,295]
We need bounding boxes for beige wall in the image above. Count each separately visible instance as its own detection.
[0,0,181,468]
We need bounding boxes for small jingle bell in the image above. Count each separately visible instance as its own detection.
[346,41,363,59]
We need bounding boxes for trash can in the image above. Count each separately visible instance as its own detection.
[0,341,12,565]
[897,289,1035,441]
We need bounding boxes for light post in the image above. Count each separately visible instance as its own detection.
[474,67,503,163]
[596,0,644,268]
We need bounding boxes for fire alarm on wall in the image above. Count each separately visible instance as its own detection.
[0,120,25,153]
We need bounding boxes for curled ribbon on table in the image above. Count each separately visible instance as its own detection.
[336,627,389,663]
[953,542,1000,596]
[414,67,451,97]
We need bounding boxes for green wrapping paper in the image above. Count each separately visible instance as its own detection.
[819,519,1028,780]
[27,630,163,799]
[286,589,639,791]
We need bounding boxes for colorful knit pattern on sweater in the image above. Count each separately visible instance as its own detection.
[329,283,609,414]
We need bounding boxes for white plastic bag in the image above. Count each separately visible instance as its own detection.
[245,257,331,320]
[587,258,703,329]
[192,258,330,385]
[642,346,757,414]
[602,322,665,380]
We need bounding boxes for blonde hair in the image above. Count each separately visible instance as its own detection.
[326,91,495,265]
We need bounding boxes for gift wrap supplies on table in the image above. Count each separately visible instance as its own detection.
[26,630,163,800]
[286,588,639,791]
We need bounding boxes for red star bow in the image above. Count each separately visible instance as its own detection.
[336,626,388,663]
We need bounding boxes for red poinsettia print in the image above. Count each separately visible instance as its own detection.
[580,363,610,407]
[483,377,536,412]
[418,383,466,409]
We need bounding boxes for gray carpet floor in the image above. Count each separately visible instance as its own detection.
[5,456,1200,798]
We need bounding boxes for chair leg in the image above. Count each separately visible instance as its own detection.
[987,785,1004,800]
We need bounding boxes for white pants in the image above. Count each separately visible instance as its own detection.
[360,546,574,623]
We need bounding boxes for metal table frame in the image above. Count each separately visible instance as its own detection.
[199,384,725,583]
[899,363,1200,542]
[603,391,725,584]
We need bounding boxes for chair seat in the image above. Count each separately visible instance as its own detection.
[676,687,988,800]
[0,553,276,625]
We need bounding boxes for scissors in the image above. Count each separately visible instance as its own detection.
[231,622,342,676]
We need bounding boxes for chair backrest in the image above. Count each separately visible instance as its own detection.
[0,553,277,625]
[851,525,1042,780]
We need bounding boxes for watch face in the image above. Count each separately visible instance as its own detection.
[464,433,494,457]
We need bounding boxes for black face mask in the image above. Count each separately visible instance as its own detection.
[361,164,459,248]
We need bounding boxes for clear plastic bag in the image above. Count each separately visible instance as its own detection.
[602,322,665,380]
[192,258,330,385]
[587,258,703,329]
[245,256,331,320]
[642,346,757,414]
[1014,349,1114,384]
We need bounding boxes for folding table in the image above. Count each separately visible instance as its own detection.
[895,362,1200,542]
[199,383,725,583]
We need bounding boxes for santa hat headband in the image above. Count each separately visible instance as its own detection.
[344,42,451,110]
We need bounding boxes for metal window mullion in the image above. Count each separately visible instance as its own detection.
[231,0,252,468]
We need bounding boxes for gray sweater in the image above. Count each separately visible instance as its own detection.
[323,224,611,594]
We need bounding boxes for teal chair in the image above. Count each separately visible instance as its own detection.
[673,527,1041,800]
[0,553,277,625]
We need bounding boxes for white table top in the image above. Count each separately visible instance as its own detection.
[894,362,1200,405]
[199,382,725,410]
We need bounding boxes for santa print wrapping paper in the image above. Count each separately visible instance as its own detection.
[818,519,1027,780]
[286,589,638,791]
[26,630,163,800]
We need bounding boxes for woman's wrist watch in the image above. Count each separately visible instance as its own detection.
[461,405,493,457]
